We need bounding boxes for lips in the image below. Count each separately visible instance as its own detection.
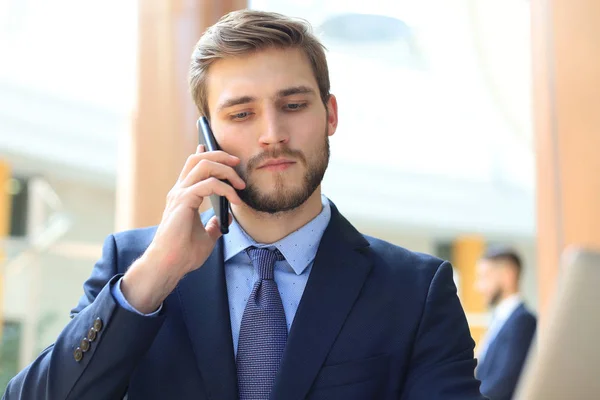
[258,159,295,169]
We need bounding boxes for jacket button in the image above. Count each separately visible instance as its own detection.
[88,327,97,342]
[74,347,83,362]
[80,338,90,352]
[93,317,103,332]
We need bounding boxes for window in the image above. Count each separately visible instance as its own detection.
[0,320,23,392]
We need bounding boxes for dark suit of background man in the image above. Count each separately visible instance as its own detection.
[475,247,537,400]
[4,10,487,400]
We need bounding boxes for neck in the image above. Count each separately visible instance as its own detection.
[499,289,519,303]
[230,188,324,244]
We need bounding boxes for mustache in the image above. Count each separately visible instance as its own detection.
[246,147,307,170]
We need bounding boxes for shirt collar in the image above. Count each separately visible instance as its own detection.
[223,195,332,275]
[493,293,522,323]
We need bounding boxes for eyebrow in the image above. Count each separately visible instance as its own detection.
[277,85,315,98]
[216,86,316,113]
[217,95,256,113]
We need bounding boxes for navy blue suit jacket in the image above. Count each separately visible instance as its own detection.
[476,304,536,400]
[5,204,486,399]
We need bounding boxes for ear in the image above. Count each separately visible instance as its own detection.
[325,94,338,137]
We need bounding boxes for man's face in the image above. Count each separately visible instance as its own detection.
[206,47,338,214]
[475,259,503,307]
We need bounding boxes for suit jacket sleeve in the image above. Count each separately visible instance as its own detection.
[479,314,536,400]
[401,261,488,400]
[3,233,167,400]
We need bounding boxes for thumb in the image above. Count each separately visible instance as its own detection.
[205,215,224,243]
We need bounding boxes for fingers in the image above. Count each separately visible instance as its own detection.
[204,213,233,242]
[178,145,202,182]
[184,177,244,206]
[178,146,241,183]
[181,159,246,190]
[204,215,223,242]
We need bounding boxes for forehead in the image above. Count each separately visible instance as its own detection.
[206,47,319,111]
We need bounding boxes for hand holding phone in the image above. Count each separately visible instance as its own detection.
[119,117,244,313]
[197,116,231,235]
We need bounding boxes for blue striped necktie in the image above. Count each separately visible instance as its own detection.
[237,246,287,399]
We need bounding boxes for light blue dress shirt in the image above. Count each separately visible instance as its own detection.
[476,294,523,363]
[112,195,331,356]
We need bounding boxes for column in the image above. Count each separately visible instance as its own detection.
[531,0,600,316]
[0,160,11,340]
[452,236,487,346]
[116,0,247,230]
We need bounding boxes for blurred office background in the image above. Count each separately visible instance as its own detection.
[0,0,598,392]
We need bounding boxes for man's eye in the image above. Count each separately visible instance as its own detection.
[231,111,252,120]
[284,103,307,111]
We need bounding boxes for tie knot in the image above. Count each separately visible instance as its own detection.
[246,247,284,280]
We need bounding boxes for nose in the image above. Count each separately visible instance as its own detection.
[258,107,289,147]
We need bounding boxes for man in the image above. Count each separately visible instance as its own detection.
[475,247,537,400]
[4,10,486,399]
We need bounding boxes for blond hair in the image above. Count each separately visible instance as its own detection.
[189,9,330,118]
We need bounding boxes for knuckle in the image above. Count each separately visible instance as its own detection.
[167,187,181,201]
[187,153,200,163]
[207,176,220,185]
[198,158,211,169]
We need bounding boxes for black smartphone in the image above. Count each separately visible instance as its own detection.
[197,116,230,235]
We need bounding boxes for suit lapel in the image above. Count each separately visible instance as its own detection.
[487,304,524,353]
[176,235,239,400]
[478,303,525,376]
[271,205,372,400]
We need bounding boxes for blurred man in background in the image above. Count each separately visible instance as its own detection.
[475,246,537,400]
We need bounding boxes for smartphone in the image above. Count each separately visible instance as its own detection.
[197,116,230,234]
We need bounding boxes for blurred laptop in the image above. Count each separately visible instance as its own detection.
[514,247,600,399]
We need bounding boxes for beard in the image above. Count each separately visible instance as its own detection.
[489,287,503,307]
[234,128,330,214]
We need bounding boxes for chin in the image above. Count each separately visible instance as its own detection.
[260,172,301,189]
[263,185,303,199]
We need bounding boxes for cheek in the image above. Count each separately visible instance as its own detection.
[475,278,485,292]
[290,108,327,136]
[297,126,327,153]
[476,277,494,295]
[476,280,489,295]
[218,131,253,158]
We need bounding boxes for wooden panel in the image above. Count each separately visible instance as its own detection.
[453,236,486,313]
[470,326,487,353]
[452,236,486,346]
[0,160,11,340]
[116,0,247,230]
[532,0,600,317]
